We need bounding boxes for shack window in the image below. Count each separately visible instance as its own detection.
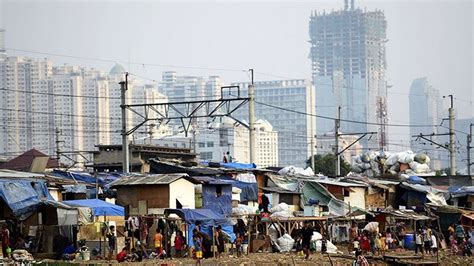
[216,185,222,197]
[279,194,293,205]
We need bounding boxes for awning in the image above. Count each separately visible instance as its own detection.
[63,199,124,216]
[164,208,229,226]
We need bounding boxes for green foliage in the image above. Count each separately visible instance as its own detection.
[306,153,351,177]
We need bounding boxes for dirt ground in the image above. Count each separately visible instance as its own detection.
[38,248,474,266]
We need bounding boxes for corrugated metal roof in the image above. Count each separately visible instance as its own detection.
[110,173,197,187]
[0,169,44,178]
[314,179,368,188]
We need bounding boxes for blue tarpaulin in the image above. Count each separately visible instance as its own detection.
[51,170,121,186]
[218,176,258,202]
[202,184,232,215]
[220,162,256,169]
[407,176,427,185]
[63,199,124,216]
[165,209,235,247]
[0,179,53,220]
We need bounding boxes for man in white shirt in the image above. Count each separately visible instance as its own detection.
[431,233,438,256]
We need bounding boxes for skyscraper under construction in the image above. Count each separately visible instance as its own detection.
[310,0,388,150]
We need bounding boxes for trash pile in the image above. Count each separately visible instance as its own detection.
[351,150,435,177]
[278,166,314,177]
[269,203,294,218]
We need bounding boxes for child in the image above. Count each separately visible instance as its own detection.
[450,235,459,255]
[193,234,203,266]
[106,226,116,260]
[462,237,472,257]
[375,233,382,256]
[174,230,185,258]
[415,229,423,255]
[154,229,163,258]
[235,233,243,257]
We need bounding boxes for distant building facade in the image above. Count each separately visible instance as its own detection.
[310,3,388,148]
[232,79,315,167]
[409,77,443,169]
[316,133,363,163]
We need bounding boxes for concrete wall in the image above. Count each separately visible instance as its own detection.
[345,187,366,211]
[169,178,195,209]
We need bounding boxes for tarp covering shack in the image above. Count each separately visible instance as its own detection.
[63,199,124,217]
[0,179,54,220]
[165,208,235,246]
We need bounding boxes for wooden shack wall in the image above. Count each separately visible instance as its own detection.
[116,185,169,213]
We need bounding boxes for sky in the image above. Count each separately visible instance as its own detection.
[1,0,473,152]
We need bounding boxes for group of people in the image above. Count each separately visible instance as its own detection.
[414,226,438,256]
[448,223,473,257]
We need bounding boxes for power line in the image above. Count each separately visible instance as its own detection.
[254,101,439,128]
[6,47,246,72]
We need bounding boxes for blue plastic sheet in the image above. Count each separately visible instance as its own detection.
[165,209,236,247]
[63,199,124,216]
[220,162,257,169]
[52,170,121,186]
[202,184,232,215]
[218,176,258,202]
[407,176,427,185]
[0,179,53,220]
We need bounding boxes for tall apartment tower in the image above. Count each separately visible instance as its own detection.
[310,1,388,148]
[0,29,5,58]
[409,77,443,169]
[232,79,316,167]
[0,57,53,156]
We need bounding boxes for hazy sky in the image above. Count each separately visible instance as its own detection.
[1,0,473,151]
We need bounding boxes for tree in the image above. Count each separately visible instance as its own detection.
[306,153,351,177]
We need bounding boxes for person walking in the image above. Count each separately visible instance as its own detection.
[349,222,358,253]
[301,222,314,260]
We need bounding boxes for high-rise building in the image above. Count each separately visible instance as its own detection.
[310,2,388,148]
[197,118,278,167]
[0,29,5,57]
[232,79,316,167]
[0,56,53,156]
[409,77,443,169]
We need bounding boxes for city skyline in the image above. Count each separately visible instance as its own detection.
[0,0,472,168]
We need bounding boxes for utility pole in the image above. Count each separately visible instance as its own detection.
[444,95,456,175]
[248,69,256,165]
[468,123,473,176]
[335,106,341,177]
[310,85,315,172]
[55,127,62,162]
[120,73,129,174]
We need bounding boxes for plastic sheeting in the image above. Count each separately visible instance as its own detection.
[229,180,258,202]
[0,179,53,220]
[165,208,235,247]
[220,163,256,169]
[202,184,232,215]
[52,170,120,186]
[63,199,124,216]
[450,186,474,198]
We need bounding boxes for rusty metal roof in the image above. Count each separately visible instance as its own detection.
[110,173,199,187]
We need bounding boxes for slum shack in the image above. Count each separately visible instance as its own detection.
[110,173,200,215]
[62,199,125,258]
[192,176,233,216]
[0,178,80,258]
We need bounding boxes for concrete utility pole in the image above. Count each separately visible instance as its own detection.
[55,127,61,162]
[310,86,315,172]
[120,73,129,174]
[468,123,473,176]
[444,94,456,175]
[248,69,256,165]
[335,106,341,177]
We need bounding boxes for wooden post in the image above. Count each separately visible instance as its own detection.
[212,226,216,258]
